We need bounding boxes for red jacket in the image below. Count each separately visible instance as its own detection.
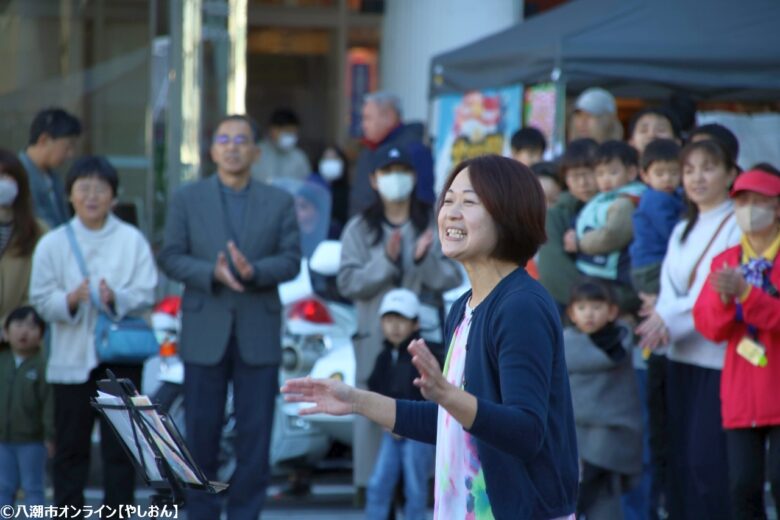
[693,245,780,429]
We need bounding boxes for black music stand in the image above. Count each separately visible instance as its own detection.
[91,370,228,507]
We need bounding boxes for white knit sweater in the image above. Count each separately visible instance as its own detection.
[656,199,741,370]
[29,215,158,383]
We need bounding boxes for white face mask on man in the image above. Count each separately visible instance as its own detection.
[0,178,18,207]
[376,172,414,202]
[735,204,776,234]
[277,132,298,150]
[319,158,344,181]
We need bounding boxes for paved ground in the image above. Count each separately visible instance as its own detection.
[79,479,435,519]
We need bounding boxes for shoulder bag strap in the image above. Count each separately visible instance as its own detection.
[65,223,89,278]
[687,212,733,290]
[64,223,102,309]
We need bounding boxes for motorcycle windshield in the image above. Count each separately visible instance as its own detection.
[271,178,332,259]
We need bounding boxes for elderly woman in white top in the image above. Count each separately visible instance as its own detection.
[637,139,740,520]
[29,156,157,515]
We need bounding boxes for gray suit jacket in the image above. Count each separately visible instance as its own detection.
[158,175,301,366]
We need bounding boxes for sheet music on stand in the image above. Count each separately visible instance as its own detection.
[91,370,227,506]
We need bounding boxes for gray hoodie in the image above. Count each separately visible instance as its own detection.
[563,322,643,477]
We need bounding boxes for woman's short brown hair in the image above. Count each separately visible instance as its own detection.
[438,154,547,266]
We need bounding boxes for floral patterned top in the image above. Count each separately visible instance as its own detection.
[435,305,494,519]
[434,304,577,520]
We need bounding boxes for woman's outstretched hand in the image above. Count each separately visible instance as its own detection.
[409,338,453,405]
[280,377,355,416]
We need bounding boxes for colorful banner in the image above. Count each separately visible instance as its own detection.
[523,82,558,158]
[433,86,523,193]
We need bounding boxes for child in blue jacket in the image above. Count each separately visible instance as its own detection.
[630,138,684,295]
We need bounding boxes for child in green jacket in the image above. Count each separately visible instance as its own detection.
[0,306,53,507]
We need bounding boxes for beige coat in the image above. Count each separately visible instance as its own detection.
[337,214,462,486]
[0,221,46,327]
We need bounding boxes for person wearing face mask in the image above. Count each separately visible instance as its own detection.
[309,145,351,238]
[349,92,435,216]
[0,149,46,328]
[251,108,311,183]
[694,167,780,520]
[337,144,462,500]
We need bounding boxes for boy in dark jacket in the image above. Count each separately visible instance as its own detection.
[0,306,53,507]
[365,289,439,520]
[564,280,643,520]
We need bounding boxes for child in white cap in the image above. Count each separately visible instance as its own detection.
[365,288,440,520]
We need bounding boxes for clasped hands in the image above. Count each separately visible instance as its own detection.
[214,240,254,292]
[708,263,748,304]
[635,292,668,352]
[67,278,115,313]
[635,265,749,351]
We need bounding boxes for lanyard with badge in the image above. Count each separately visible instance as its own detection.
[735,250,779,367]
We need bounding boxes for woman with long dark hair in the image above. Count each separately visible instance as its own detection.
[637,139,741,519]
[336,144,462,496]
[0,149,46,325]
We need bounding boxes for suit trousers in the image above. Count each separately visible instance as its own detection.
[52,364,142,519]
[184,334,278,520]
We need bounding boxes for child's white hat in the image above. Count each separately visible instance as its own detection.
[378,288,420,320]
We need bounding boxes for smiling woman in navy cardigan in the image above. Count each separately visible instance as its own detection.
[282,155,578,520]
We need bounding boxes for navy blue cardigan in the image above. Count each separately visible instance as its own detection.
[393,267,578,519]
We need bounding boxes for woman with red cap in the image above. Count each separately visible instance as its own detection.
[694,167,780,520]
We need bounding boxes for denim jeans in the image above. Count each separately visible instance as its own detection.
[365,432,433,520]
[0,442,47,506]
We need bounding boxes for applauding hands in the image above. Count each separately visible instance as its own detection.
[214,240,255,292]
[708,262,748,303]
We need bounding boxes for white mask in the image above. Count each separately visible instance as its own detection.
[0,178,18,206]
[735,204,776,234]
[319,158,343,181]
[376,172,414,202]
[277,132,298,150]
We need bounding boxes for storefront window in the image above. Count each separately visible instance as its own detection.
[0,0,153,232]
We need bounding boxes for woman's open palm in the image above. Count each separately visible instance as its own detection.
[409,338,451,404]
[281,377,354,416]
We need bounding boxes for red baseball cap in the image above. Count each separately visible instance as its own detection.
[730,169,780,197]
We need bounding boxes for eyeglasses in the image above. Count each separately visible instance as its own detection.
[213,134,252,146]
[73,183,112,196]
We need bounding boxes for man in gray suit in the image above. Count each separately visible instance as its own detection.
[158,114,301,520]
[18,107,81,228]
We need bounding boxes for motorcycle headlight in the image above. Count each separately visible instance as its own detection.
[287,415,312,431]
[281,347,298,372]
